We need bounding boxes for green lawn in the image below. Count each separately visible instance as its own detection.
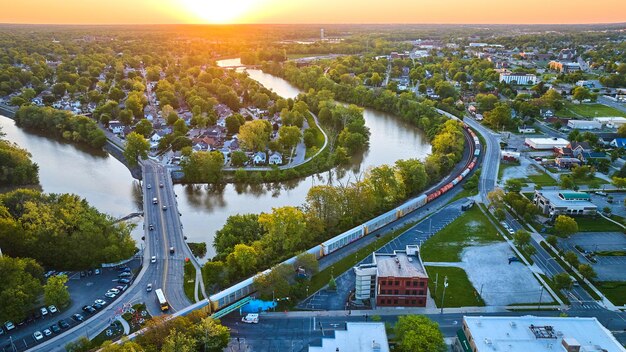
[526,172,558,186]
[557,102,626,118]
[574,216,624,232]
[425,266,485,307]
[573,177,610,187]
[184,261,196,303]
[420,206,503,262]
[89,320,125,349]
[498,162,519,179]
[595,282,626,305]
[304,114,326,159]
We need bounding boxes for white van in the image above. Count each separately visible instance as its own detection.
[242,313,259,324]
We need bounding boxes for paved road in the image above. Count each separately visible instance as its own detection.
[30,160,197,351]
[463,115,499,202]
[598,96,626,114]
[221,308,626,352]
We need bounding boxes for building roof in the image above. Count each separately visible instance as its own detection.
[535,190,596,209]
[374,249,427,279]
[308,323,390,352]
[462,316,625,352]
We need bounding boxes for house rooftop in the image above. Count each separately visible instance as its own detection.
[462,316,624,352]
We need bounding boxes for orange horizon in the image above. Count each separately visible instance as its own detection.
[1,0,624,26]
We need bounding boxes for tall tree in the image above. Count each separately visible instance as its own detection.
[394,315,446,352]
[238,120,271,151]
[123,132,150,167]
[44,274,70,308]
[554,215,578,237]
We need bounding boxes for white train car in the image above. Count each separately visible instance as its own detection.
[320,227,364,256]
[363,209,397,235]
[396,194,427,217]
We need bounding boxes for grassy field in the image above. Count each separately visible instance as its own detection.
[526,172,558,186]
[595,281,626,305]
[425,266,485,307]
[184,261,196,303]
[498,162,519,179]
[574,216,624,232]
[304,114,326,159]
[557,102,626,118]
[420,206,503,262]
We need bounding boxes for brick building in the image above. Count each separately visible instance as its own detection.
[354,245,429,308]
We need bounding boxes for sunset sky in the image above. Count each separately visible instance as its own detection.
[2,0,625,25]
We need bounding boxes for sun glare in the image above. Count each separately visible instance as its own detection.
[180,0,259,23]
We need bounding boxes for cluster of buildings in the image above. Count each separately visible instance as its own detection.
[307,316,624,352]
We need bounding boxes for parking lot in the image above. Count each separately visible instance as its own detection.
[558,232,626,281]
[1,260,140,351]
[588,192,626,217]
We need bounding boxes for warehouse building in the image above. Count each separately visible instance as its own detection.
[525,137,569,150]
[354,245,428,307]
[454,316,624,352]
[594,117,626,129]
[567,119,602,130]
[308,322,390,352]
[533,190,597,216]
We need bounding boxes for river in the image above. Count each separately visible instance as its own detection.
[0,60,431,260]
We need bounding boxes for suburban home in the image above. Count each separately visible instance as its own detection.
[269,152,283,165]
[541,109,554,118]
[568,141,591,157]
[610,138,626,148]
[578,151,609,164]
[555,157,582,168]
[253,152,266,165]
[108,120,124,134]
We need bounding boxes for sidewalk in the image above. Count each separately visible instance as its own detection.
[116,316,130,335]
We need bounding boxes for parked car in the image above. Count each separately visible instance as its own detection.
[595,191,608,196]
[118,278,131,284]
[72,314,84,322]
[33,331,44,341]
[117,266,130,272]
[93,303,104,310]
[40,307,48,316]
[48,305,58,314]
[94,299,107,306]
[94,269,101,275]
[82,305,96,314]
[119,272,132,278]
[108,288,120,294]
[4,322,15,331]
[58,320,70,329]
[43,328,52,337]
[104,292,117,298]
[50,324,61,334]
[116,285,128,292]
[242,314,259,324]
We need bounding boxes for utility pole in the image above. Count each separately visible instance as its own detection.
[434,273,439,296]
[537,286,544,311]
[440,276,448,314]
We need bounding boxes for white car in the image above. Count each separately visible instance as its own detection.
[507,228,515,235]
[108,288,120,294]
[242,313,259,324]
[48,305,58,314]
[40,307,48,316]
[151,256,157,264]
[33,331,44,341]
[4,321,15,331]
[104,292,117,298]
[43,328,52,337]
[94,269,101,275]
[94,299,107,306]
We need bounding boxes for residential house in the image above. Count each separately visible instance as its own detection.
[109,121,124,134]
[269,152,283,165]
[253,152,266,165]
[610,138,626,148]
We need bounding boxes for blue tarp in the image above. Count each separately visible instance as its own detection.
[240,299,277,313]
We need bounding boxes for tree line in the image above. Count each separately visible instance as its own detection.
[15,105,106,148]
[0,127,39,186]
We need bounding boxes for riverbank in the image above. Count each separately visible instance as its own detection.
[0,103,17,118]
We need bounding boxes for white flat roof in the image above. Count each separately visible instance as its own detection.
[308,322,390,352]
[525,137,569,144]
[463,316,625,352]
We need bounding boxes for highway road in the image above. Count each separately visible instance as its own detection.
[30,160,198,351]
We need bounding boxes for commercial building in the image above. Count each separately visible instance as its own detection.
[533,190,597,216]
[499,73,538,85]
[525,137,569,150]
[354,245,428,307]
[594,117,626,129]
[454,316,624,352]
[549,61,581,73]
[308,322,390,352]
[567,119,602,130]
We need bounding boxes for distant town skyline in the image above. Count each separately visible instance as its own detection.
[1,0,625,25]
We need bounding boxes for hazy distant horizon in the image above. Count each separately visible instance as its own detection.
[1,0,624,26]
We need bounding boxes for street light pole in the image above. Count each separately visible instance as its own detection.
[440,276,448,314]
[538,286,544,310]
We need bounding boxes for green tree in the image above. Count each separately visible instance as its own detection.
[173,118,189,135]
[162,329,197,352]
[253,263,293,300]
[44,274,70,308]
[0,256,43,322]
[572,86,591,102]
[294,252,319,276]
[578,264,597,281]
[225,114,245,134]
[553,272,573,291]
[181,151,224,183]
[475,93,499,111]
[564,250,580,268]
[554,215,578,237]
[213,214,264,258]
[123,132,150,167]
[226,244,259,277]
[484,102,513,130]
[513,230,531,248]
[65,336,91,352]
[134,119,153,138]
[394,315,446,352]
[611,176,626,190]
[238,119,271,151]
[258,206,310,257]
[230,150,248,167]
[277,125,302,153]
[193,317,230,352]
[505,179,524,193]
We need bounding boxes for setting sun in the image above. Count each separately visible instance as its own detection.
[180,0,260,23]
